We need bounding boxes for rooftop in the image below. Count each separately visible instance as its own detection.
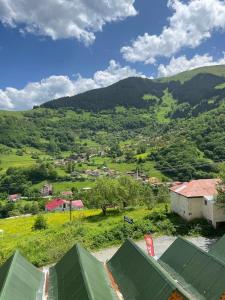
[1,236,225,299]
[170,179,219,198]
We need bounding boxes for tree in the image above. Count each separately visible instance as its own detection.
[117,176,139,208]
[30,202,39,215]
[91,178,119,215]
[141,184,155,209]
[216,165,225,208]
[156,185,169,204]
[33,214,48,230]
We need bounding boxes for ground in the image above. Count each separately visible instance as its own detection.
[93,236,218,262]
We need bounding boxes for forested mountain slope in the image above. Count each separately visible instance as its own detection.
[41,65,225,118]
[1,65,225,188]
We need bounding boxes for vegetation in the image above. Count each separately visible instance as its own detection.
[0,65,225,214]
[0,204,222,267]
[32,214,48,230]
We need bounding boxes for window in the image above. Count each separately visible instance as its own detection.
[204,200,207,206]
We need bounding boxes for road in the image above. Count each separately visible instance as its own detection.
[92,236,218,262]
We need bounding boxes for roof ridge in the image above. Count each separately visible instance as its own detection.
[177,236,225,267]
[124,239,187,294]
[76,244,94,300]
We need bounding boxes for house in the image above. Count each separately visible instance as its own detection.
[40,184,53,197]
[170,179,225,228]
[8,194,21,202]
[45,198,84,212]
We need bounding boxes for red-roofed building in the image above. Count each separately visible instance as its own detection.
[8,194,21,202]
[170,179,225,228]
[45,198,84,212]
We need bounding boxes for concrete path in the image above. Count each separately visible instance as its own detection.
[92,236,218,262]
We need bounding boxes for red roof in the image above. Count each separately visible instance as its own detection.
[170,179,219,198]
[8,194,20,201]
[45,198,66,210]
[45,199,84,211]
[71,200,84,208]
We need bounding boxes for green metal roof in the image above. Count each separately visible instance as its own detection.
[160,237,225,300]
[209,235,225,264]
[0,251,44,300]
[107,239,187,300]
[48,244,116,300]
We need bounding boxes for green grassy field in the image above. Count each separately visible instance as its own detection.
[156,90,176,123]
[0,207,150,266]
[0,204,220,267]
[0,153,35,172]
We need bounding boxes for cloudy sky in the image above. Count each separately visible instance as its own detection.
[0,0,225,110]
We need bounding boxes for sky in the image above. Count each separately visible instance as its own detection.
[0,0,225,110]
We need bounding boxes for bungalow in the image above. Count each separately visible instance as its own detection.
[170,179,225,228]
[8,194,21,202]
[45,198,84,212]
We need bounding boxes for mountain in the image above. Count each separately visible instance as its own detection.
[41,65,225,117]
[1,65,225,189]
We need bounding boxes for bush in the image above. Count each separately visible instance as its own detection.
[32,214,48,231]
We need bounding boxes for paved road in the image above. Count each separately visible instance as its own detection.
[92,236,218,262]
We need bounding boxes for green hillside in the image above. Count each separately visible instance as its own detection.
[41,65,225,117]
[160,64,225,83]
[0,65,225,195]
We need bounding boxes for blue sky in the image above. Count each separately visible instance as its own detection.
[0,0,225,110]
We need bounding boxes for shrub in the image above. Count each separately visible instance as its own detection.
[32,214,48,231]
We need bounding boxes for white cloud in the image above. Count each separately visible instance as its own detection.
[158,53,225,77]
[0,0,137,45]
[121,0,225,63]
[0,60,144,110]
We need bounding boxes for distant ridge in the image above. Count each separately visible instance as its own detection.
[41,65,225,113]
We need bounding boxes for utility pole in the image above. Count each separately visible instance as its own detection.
[69,199,72,222]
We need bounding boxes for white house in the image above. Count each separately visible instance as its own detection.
[170,179,225,228]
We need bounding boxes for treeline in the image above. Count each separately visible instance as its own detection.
[84,176,169,215]
[0,163,57,195]
[41,73,225,115]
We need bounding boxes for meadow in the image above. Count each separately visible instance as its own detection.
[0,204,220,267]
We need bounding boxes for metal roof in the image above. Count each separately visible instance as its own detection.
[170,179,219,198]
[107,239,187,300]
[160,237,225,300]
[0,251,44,300]
[1,237,225,299]
[48,244,116,300]
[209,235,225,264]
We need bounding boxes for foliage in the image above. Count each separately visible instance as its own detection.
[216,165,225,208]
[0,205,222,267]
[32,214,48,230]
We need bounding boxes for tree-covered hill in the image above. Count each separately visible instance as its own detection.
[41,65,225,117]
[1,65,225,190]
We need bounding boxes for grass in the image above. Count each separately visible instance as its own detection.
[0,153,35,172]
[215,82,225,90]
[0,207,150,266]
[33,180,95,192]
[0,204,224,267]
[142,94,159,102]
[52,181,95,192]
[156,89,176,123]
[160,65,225,83]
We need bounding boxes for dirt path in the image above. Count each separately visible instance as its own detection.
[92,236,218,262]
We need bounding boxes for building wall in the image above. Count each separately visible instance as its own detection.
[202,199,213,223]
[170,192,202,221]
[212,202,225,228]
